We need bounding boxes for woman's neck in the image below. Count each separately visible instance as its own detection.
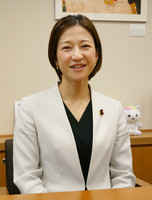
[59,79,90,103]
[59,79,91,121]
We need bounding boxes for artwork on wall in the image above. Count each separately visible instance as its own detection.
[55,0,147,22]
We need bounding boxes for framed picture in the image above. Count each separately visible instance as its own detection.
[55,0,147,22]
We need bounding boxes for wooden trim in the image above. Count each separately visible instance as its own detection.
[136,178,152,187]
[0,135,13,151]
[0,187,8,195]
[141,129,152,132]
[130,130,152,146]
[0,134,13,138]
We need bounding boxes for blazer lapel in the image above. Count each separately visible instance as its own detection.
[87,89,106,183]
[50,84,84,183]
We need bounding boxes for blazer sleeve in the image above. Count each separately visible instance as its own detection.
[13,97,48,194]
[109,103,136,188]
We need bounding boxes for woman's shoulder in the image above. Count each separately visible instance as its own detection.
[20,84,59,105]
[23,84,58,99]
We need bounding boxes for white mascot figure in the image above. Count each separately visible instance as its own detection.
[124,105,142,135]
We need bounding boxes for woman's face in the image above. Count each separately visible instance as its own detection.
[56,25,98,83]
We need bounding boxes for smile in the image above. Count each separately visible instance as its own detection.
[70,65,86,69]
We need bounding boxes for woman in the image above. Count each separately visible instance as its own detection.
[13,14,136,194]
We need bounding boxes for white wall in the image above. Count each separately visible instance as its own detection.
[0,0,152,134]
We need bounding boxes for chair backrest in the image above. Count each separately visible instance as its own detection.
[5,139,20,194]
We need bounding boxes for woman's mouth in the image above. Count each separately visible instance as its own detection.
[70,65,86,69]
[70,65,86,71]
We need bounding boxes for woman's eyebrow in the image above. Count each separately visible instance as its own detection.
[59,40,71,45]
[81,39,92,43]
[58,39,92,46]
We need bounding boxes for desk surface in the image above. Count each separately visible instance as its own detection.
[130,130,152,145]
[0,135,13,151]
[0,187,152,200]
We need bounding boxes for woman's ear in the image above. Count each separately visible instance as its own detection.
[95,52,98,64]
[55,60,59,68]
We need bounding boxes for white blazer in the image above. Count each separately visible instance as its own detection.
[13,84,135,194]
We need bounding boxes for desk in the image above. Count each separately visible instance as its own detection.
[0,135,13,187]
[130,130,152,184]
[130,130,152,145]
[0,186,152,200]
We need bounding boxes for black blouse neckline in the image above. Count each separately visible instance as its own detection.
[64,100,93,186]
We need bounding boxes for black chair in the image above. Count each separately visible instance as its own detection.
[4,139,20,194]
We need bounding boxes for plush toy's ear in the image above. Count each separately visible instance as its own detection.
[136,105,140,110]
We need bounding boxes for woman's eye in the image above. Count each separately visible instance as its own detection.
[62,46,71,50]
[82,45,90,48]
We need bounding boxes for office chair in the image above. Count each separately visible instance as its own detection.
[4,139,20,194]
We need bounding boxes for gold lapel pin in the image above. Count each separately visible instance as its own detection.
[99,109,104,116]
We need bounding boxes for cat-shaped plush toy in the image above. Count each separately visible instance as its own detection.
[124,106,142,135]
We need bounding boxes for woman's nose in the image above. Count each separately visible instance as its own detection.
[72,48,83,60]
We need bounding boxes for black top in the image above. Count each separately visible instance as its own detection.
[64,101,93,185]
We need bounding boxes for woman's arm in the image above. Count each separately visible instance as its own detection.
[109,103,136,188]
[13,97,48,194]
